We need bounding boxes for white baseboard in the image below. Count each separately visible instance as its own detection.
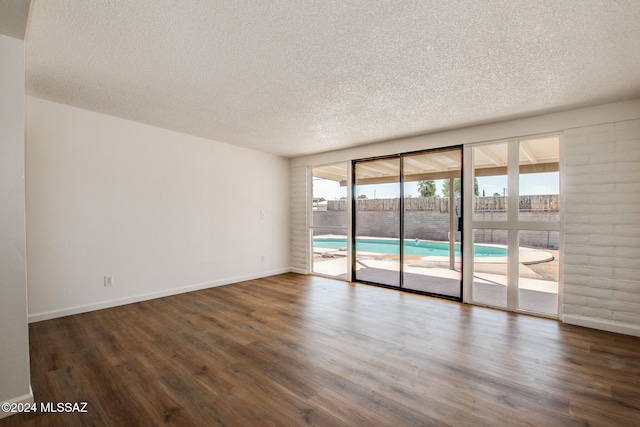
[0,387,34,420]
[288,267,308,275]
[563,314,640,338]
[28,268,291,323]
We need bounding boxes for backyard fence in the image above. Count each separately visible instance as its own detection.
[314,195,559,249]
[326,195,558,212]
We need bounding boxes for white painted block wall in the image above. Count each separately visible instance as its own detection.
[290,166,308,273]
[562,119,640,336]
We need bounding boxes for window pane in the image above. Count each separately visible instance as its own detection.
[472,229,508,308]
[517,230,559,316]
[519,137,560,222]
[402,149,462,297]
[473,143,508,221]
[312,228,348,279]
[312,164,348,227]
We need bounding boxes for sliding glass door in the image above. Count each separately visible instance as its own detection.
[310,138,561,316]
[352,147,462,299]
[353,158,401,287]
[402,149,462,298]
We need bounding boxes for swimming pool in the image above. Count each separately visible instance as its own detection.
[313,237,507,257]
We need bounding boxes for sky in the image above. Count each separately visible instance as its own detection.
[313,172,559,200]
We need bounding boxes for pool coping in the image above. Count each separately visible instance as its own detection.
[313,236,554,265]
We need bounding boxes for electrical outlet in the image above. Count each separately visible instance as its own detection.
[261,255,266,263]
[261,210,267,220]
[104,275,113,287]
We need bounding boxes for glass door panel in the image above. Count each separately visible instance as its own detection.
[402,149,462,298]
[354,158,401,287]
[473,143,508,221]
[517,231,559,316]
[519,137,560,222]
[311,163,349,280]
[469,136,561,317]
[312,228,348,279]
[471,229,508,308]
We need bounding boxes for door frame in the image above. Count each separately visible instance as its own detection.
[351,146,464,302]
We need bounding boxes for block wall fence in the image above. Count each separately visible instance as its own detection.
[312,195,560,248]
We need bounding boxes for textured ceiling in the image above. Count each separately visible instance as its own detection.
[0,0,30,39]
[25,1,640,158]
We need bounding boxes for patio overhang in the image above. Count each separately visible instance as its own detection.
[313,136,560,186]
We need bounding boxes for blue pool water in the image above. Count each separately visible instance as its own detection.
[313,237,507,257]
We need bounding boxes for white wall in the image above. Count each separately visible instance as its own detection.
[291,99,640,337]
[0,33,33,415]
[26,97,290,321]
[290,166,308,274]
[563,119,640,336]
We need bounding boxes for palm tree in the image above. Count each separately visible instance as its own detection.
[417,180,436,197]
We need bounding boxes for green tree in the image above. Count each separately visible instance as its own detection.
[357,194,368,199]
[442,178,479,197]
[417,180,436,197]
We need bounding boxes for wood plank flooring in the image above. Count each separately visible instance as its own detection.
[2,273,640,426]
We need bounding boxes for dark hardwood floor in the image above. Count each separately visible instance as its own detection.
[2,273,640,426]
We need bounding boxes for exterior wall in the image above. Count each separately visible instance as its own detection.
[562,119,640,335]
[313,211,349,229]
[314,196,559,247]
[356,211,401,238]
[292,99,640,337]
